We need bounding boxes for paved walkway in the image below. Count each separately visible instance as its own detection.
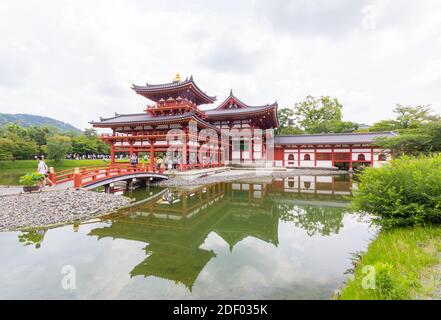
[0,187,23,196]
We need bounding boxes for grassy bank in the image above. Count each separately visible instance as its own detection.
[0,159,151,185]
[0,159,109,169]
[338,227,441,300]
[0,160,110,185]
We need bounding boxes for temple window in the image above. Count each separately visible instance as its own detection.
[357,154,366,161]
[288,154,295,161]
[304,154,311,161]
[378,154,387,161]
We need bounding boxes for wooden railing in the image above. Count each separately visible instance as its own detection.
[50,164,165,189]
[49,162,224,189]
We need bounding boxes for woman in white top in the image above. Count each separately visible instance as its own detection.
[37,156,48,187]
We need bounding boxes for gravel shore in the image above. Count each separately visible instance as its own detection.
[155,168,343,187]
[0,189,131,231]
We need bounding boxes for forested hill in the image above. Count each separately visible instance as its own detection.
[0,113,81,133]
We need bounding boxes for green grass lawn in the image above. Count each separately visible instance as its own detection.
[0,159,151,185]
[0,159,110,170]
[338,227,441,300]
[0,160,110,185]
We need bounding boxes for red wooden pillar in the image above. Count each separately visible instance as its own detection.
[297,145,301,166]
[314,145,317,167]
[129,140,134,158]
[48,167,56,186]
[331,145,335,167]
[149,139,155,172]
[282,146,285,167]
[349,145,353,171]
[110,128,116,165]
[370,146,374,167]
[250,135,254,163]
[110,143,115,165]
[73,167,81,189]
[182,134,187,171]
[228,137,232,165]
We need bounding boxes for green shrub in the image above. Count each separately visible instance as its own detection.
[373,262,410,299]
[19,172,45,186]
[352,154,441,228]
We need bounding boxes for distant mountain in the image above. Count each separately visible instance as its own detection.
[0,113,81,133]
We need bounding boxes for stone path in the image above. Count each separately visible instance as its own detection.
[0,189,131,231]
[0,187,23,196]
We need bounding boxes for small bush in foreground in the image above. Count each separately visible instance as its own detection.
[352,154,441,228]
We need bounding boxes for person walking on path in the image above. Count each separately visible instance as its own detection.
[37,156,49,187]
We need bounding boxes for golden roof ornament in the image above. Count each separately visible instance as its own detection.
[173,73,181,82]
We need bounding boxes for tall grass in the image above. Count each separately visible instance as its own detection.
[338,227,441,300]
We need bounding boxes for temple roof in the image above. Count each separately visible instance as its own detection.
[215,89,276,110]
[206,103,277,117]
[131,75,216,105]
[274,132,397,145]
[130,246,215,291]
[90,111,220,131]
[203,90,278,128]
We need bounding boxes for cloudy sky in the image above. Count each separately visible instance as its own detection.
[1,0,440,130]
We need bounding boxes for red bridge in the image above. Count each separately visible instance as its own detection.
[48,164,169,190]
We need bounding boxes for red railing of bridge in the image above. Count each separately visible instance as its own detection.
[48,162,223,189]
[49,164,165,189]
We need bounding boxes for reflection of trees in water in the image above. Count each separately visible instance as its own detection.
[276,204,345,236]
[18,229,47,249]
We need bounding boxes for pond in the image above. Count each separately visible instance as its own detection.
[0,174,374,299]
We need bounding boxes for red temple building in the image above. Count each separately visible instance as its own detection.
[91,74,395,171]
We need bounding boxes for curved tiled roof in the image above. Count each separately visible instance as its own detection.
[215,89,277,110]
[206,103,277,117]
[90,111,220,131]
[274,132,397,145]
[131,75,216,105]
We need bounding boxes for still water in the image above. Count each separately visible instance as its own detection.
[0,175,374,299]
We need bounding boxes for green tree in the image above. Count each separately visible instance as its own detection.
[375,133,431,156]
[393,104,436,129]
[275,108,303,134]
[0,137,14,160]
[13,140,39,160]
[369,120,400,132]
[26,126,53,146]
[47,135,72,161]
[370,105,437,133]
[83,128,98,137]
[294,95,358,133]
[72,135,96,154]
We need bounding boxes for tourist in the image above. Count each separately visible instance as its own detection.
[130,154,138,170]
[37,156,49,187]
[156,157,163,172]
[167,157,173,172]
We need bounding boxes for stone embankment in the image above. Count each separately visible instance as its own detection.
[156,168,342,187]
[0,189,131,231]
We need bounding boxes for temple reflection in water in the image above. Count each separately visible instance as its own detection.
[88,175,354,290]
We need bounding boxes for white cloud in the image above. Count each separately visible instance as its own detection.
[0,0,440,130]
